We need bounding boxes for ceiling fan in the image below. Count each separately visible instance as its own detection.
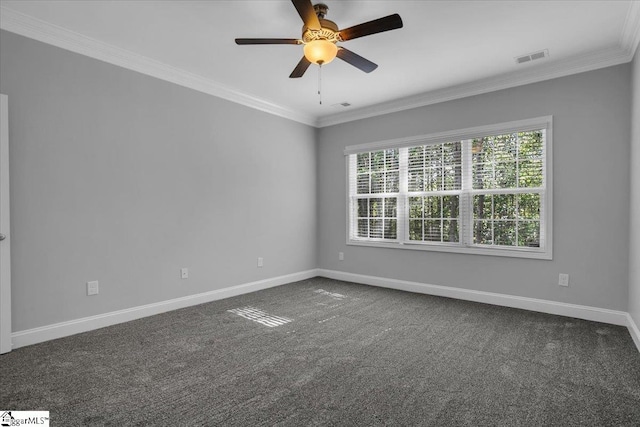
[235,0,403,78]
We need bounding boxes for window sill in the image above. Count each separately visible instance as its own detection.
[346,239,552,260]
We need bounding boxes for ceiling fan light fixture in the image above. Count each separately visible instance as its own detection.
[303,39,338,65]
[235,0,403,78]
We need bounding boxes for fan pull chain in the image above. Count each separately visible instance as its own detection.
[318,63,322,105]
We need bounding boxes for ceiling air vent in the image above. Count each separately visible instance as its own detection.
[515,49,549,64]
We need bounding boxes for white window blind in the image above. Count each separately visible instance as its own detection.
[346,117,552,259]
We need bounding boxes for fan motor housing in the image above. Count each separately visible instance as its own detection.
[302,19,339,43]
[302,3,340,43]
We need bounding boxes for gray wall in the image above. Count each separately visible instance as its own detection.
[318,65,631,311]
[0,31,317,332]
[1,27,636,334]
[630,49,640,326]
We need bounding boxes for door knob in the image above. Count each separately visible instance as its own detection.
[0,233,5,241]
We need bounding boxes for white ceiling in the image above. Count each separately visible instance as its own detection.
[1,1,639,127]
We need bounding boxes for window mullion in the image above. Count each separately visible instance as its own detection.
[461,139,473,246]
[398,147,408,243]
[348,155,357,240]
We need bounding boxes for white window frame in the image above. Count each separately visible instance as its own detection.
[345,116,553,260]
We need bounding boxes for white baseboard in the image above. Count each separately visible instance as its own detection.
[11,268,639,355]
[627,313,640,353]
[11,269,319,350]
[318,269,630,327]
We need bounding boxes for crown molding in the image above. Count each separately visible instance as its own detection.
[0,6,317,127]
[2,3,639,130]
[315,1,640,128]
[621,0,640,58]
[316,46,633,128]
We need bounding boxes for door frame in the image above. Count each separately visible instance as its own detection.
[1,93,12,354]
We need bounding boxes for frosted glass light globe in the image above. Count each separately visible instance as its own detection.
[304,40,338,65]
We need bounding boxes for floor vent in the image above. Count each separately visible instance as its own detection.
[227,306,292,327]
[515,49,549,64]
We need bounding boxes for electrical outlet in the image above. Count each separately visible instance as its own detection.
[558,273,569,287]
[339,252,344,261]
[87,281,99,296]
[257,257,264,268]
[181,268,188,279]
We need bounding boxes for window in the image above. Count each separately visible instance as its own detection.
[346,117,552,259]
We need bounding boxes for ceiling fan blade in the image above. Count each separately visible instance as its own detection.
[289,56,312,78]
[339,14,403,41]
[235,38,300,45]
[336,48,378,73]
[292,0,321,30]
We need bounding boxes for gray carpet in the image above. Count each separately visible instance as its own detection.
[1,277,639,426]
